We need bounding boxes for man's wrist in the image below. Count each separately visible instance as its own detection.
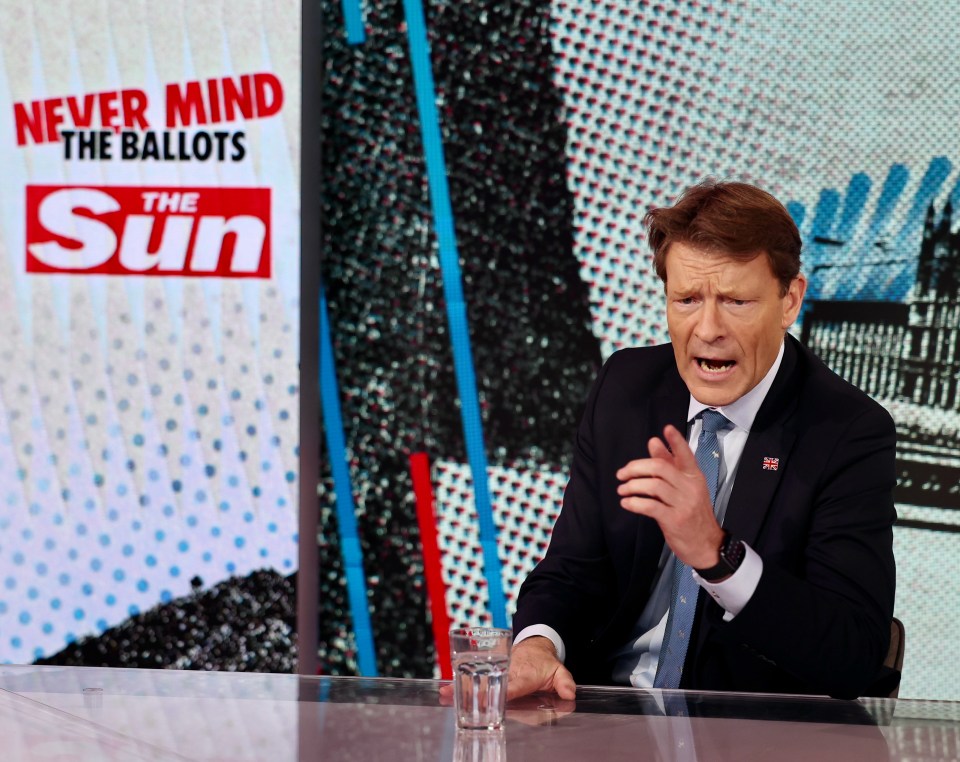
[518,636,556,653]
[694,542,763,620]
[695,530,746,582]
[514,625,565,662]
[688,524,726,569]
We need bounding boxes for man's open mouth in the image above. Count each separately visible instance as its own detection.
[697,357,736,373]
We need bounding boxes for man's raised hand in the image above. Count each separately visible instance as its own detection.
[615,424,724,570]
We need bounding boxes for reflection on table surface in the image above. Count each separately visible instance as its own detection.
[0,666,958,761]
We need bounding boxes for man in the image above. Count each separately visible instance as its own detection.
[508,180,897,701]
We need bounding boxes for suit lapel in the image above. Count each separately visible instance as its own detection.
[723,337,802,546]
[651,363,690,443]
[630,364,688,591]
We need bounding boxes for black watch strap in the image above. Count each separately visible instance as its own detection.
[695,531,746,582]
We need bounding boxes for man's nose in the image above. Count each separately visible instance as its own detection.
[694,301,725,342]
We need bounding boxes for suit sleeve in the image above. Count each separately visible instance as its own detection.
[713,402,897,699]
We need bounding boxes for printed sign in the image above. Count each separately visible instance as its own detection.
[26,185,271,278]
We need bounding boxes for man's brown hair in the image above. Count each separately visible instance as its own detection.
[644,179,802,295]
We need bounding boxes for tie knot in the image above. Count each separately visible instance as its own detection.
[699,409,730,434]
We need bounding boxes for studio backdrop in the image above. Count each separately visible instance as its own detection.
[2,0,957,702]
[321,0,960,700]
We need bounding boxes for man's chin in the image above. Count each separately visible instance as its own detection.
[682,374,743,407]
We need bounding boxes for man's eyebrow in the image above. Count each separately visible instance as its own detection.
[716,286,757,299]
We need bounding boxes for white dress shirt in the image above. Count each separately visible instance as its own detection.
[516,342,785,686]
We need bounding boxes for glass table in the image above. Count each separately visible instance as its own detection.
[0,666,957,760]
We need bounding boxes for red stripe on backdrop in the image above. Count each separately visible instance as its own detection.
[410,451,453,679]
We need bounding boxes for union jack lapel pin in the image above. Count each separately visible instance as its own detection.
[762,457,779,471]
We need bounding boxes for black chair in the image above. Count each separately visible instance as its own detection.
[884,617,905,699]
[864,617,905,698]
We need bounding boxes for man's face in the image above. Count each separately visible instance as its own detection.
[664,241,807,407]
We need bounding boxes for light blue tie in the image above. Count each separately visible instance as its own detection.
[653,409,730,689]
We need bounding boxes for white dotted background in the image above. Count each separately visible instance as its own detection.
[0,0,300,662]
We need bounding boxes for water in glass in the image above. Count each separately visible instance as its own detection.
[454,652,510,730]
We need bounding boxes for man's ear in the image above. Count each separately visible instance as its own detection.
[781,274,807,329]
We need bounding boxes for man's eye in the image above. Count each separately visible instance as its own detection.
[729,299,748,306]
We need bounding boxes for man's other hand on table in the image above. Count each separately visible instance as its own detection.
[438,636,577,702]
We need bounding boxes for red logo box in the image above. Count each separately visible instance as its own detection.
[26,185,271,278]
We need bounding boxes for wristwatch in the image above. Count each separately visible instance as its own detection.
[695,531,746,582]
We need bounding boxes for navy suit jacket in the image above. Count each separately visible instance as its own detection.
[513,335,897,699]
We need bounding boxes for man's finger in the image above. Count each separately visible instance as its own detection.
[509,662,576,701]
[620,495,668,517]
[617,477,680,509]
[552,665,577,700]
[646,434,674,462]
[438,682,454,705]
[662,424,701,474]
[616,432,686,483]
[616,456,675,482]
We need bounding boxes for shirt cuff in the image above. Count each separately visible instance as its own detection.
[514,624,566,663]
[692,542,763,622]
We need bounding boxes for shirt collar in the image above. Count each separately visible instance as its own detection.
[687,340,785,433]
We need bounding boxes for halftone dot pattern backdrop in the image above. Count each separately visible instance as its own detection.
[322,0,960,699]
[435,460,564,629]
[0,0,300,664]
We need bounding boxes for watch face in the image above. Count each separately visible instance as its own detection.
[696,534,744,581]
[722,537,745,570]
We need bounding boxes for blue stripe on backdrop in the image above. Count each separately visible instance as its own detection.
[401,0,509,629]
[887,157,952,301]
[856,165,909,266]
[834,173,871,245]
[803,188,841,302]
[340,0,367,45]
[319,286,378,676]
